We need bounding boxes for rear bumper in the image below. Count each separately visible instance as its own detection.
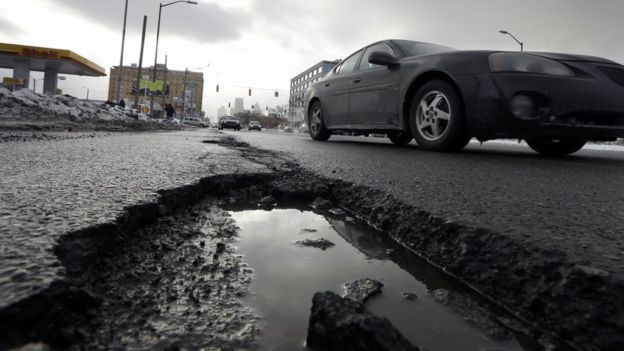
[456,70,624,140]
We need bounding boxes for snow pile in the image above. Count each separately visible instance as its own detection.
[0,87,135,122]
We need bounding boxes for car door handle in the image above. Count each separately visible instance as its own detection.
[352,79,361,83]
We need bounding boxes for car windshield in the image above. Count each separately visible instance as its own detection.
[393,40,456,57]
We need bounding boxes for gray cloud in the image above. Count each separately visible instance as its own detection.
[248,0,624,64]
[47,0,249,43]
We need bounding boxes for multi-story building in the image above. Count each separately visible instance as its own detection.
[289,60,339,125]
[108,63,203,116]
[233,97,244,115]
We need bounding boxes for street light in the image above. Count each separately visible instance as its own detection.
[150,0,198,117]
[83,86,90,100]
[499,30,524,51]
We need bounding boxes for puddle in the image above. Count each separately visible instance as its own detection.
[230,208,534,351]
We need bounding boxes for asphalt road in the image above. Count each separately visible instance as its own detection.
[229,129,624,279]
[0,130,268,309]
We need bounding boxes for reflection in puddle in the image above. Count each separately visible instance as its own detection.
[230,209,530,351]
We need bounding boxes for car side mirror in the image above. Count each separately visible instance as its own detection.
[368,51,399,66]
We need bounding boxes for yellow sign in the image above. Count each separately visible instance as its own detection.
[141,105,150,113]
[140,79,167,91]
[22,47,61,60]
[3,77,23,85]
[0,43,106,77]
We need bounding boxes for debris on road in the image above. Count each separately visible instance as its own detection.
[296,238,335,250]
[306,291,419,351]
[343,278,384,304]
[310,197,333,210]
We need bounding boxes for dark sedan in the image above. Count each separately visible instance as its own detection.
[219,116,241,131]
[305,39,624,155]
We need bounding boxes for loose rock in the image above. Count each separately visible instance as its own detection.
[402,292,418,301]
[310,197,333,211]
[296,238,335,250]
[343,278,384,304]
[258,195,277,207]
[306,291,419,351]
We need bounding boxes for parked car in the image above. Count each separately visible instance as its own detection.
[182,117,207,128]
[305,39,624,156]
[219,116,241,130]
[248,121,262,131]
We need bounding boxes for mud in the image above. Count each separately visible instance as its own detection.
[1,133,621,350]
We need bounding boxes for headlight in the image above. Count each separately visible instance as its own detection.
[489,53,574,77]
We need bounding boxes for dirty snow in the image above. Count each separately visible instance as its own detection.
[0,87,143,124]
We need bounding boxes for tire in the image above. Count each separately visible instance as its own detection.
[410,80,471,151]
[526,138,586,156]
[388,131,412,145]
[308,101,331,141]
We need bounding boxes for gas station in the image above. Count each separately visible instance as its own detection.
[0,43,106,93]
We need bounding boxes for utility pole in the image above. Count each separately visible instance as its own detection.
[162,54,168,108]
[116,0,129,103]
[181,68,188,117]
[134,15,148,109]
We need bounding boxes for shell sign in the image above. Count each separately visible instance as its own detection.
[21,48,61,60]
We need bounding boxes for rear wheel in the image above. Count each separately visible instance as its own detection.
[410,80,471,151]
[388,131,412,145]
[308,101,331,141]
[526,138,586,156]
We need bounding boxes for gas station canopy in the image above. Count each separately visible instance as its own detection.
[0,43,106,93]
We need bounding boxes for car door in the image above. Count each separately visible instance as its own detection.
[322,50,363,128]
[348,43,400,127]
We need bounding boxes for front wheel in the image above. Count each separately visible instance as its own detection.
[410,80,471,152]
[526,138,586,156]
[308,101,331,141]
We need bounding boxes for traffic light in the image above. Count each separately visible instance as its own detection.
[266,106,268,111]
[274,91,279,97]
[228,102,231,108]
[248,88,251,96]
[216,84,219,92]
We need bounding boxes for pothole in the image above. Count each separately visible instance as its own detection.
[0,170,565,351]
[228,206,536,351]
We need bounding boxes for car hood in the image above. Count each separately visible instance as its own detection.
[399,50,618,65]
[526,52,617,64]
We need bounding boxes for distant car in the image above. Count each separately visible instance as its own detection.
[219,117,241,130]
[298,123,309,133]
[212,123,219,128]
[248,121,262,131]
[305,39,624,156]
[182,117,207,128]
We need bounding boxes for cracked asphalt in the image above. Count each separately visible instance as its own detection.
[0,130,268,309]
[229,130,624,280]
[1,128,623,350]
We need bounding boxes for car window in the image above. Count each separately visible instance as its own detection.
[393,40,456,57]
[359,43,396,70]
[335,50,363,75]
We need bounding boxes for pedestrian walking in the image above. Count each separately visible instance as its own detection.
[165,103,175,121]
[118,99,126,108]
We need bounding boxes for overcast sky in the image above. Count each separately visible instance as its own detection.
[1,0,623,118]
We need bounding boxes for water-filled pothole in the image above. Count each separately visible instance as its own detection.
[229,208,536,351]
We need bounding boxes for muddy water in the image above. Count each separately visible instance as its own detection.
[230,208,530,351]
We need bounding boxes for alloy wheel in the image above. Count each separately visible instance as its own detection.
[416,91,452,141]
[310,106,323,135]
